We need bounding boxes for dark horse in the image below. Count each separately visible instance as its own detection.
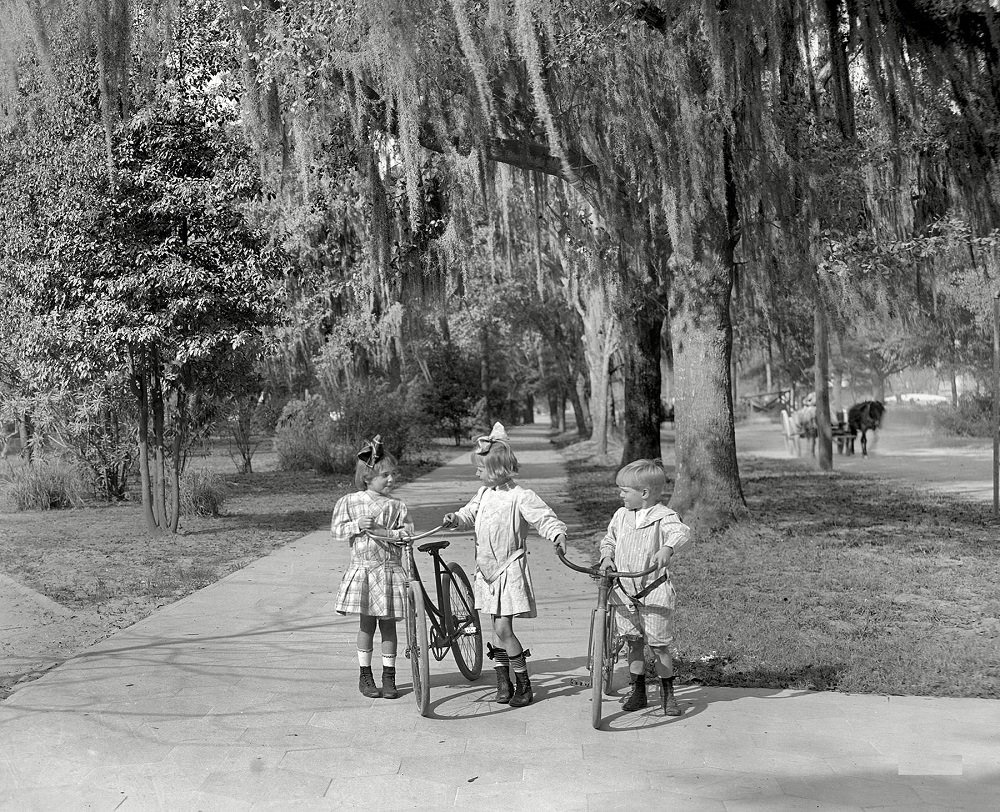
[846,400,885,456]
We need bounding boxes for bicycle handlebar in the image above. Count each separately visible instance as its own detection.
[363,524,445,545]
[555,548,658,579]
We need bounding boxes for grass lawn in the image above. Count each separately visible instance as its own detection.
[0,445,446,699]
[560,443,1000,699]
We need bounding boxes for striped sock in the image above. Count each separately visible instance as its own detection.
[488,644,509,669]
[509,652,526,673]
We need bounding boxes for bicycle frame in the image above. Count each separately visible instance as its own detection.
[556,548,657,728]
[410,544,477,659]
[369,526,477,658]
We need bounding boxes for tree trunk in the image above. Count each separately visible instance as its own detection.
[814,299,833,471]
[132,367,158,533]
[619,298,663,463]
[151,354,167,530]
[573,372,592,439]
[17,412,33,463]
[169,428,181,533]
[578,283,618,455]
[568,381,588,438]
[547,393,560,428]
[669,256,748,528]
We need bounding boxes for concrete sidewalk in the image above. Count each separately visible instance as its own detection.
[1,425,997,810]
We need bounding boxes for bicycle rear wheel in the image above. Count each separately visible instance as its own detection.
[590,603,607,729]
[442,562,483,680]
[406,581,431,716]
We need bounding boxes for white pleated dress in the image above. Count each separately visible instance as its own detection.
[451,481,567,618]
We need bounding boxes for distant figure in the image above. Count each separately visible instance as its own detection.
[847,401,886,456]
[790,405,817,437]
[789,405,818,454]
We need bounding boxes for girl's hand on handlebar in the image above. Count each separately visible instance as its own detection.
[442,513,459,529]
[552,534,566,554]
[358,516,376,531]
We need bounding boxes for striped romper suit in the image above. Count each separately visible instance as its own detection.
[599,503,691,646]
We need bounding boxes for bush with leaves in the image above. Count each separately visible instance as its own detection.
[180,468,228,517]
[933,393,996,437]
[2,458,84,511]
[412,342,480,444]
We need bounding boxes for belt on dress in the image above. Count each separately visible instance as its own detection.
[619,571,670,609]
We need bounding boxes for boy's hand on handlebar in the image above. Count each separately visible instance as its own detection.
[652,547,673,569]
[552,534,566,554]
[599,557,615,573]
[442,513,459,529]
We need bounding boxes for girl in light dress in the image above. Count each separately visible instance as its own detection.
[443,422,567,708]
[333,434,413,700]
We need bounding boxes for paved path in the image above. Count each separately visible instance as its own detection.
[1,425,998,810]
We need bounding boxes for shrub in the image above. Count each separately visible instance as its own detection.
[412,343,480,444]
[932,393,995,437]
[328,382,432,462]
[180,469,228,517]
[273,395,342,473]
[3,458,84,511]
[274,385,433,474]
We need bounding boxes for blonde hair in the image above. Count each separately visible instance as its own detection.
[472,441,518,481]
[354,452,399,491]
[615,458,666,496]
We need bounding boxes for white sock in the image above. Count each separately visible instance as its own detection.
[382,654,396,669]
[357,649,373,667]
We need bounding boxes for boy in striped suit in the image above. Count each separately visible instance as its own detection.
[599,459,691,716]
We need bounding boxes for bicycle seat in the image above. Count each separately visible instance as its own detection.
[417,539,451,553]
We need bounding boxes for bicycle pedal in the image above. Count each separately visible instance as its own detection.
[568,677,592,688]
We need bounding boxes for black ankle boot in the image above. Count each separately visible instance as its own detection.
[661,676,681,716]
[509,671,533,707]
[381,666,398,699]
[494,666,513,704]
[622,674,647,712]
[487,644,513,704]
[358,665,381,698]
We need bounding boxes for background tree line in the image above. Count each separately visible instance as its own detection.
[1,0,998,532]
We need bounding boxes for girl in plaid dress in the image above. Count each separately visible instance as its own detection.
[442,422,567,708]
[599,459,691,716]
[333,435,413,700]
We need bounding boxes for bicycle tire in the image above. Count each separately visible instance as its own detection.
[442,562,483,680]
[601,604,619,696]
[407,581,431,716]
[590,603,607,729]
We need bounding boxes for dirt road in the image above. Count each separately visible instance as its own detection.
[733,406,997,505]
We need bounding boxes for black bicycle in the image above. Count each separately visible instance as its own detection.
[556,548,657,729]
[366,526,483,716]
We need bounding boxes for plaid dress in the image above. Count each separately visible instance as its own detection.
[451,482,567,618]
[599,504,691,646]
[333,490,413,619]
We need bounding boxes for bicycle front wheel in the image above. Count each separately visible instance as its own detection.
[590,603,607,729]
[407,581,431,716]
[601,604,620,697]
[442,562,483,680]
